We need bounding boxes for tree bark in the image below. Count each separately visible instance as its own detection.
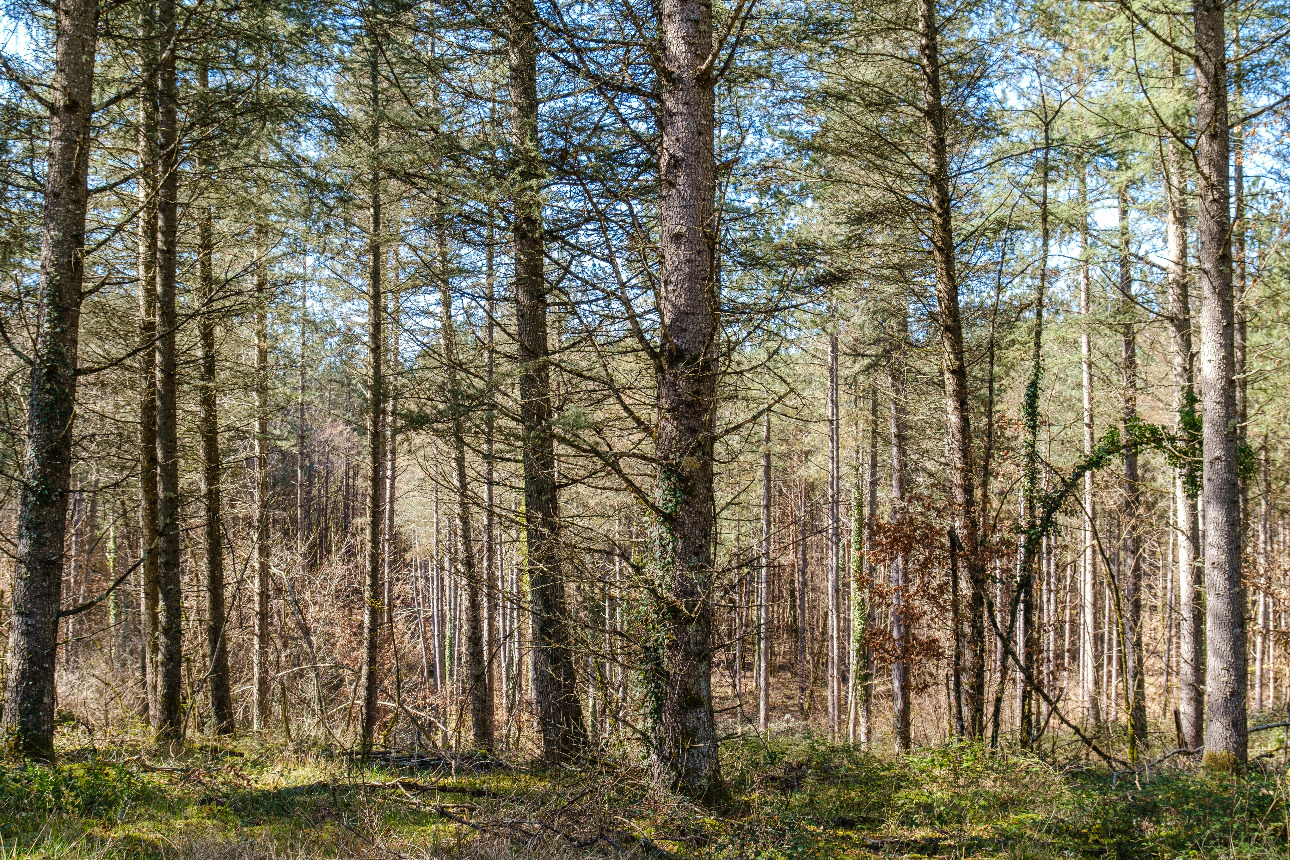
[828,332,841,739]
[758,411,771,734]
[888,339,911,752]
[0,0,99,758]
[650,0,724,803]
[153,0,184,749]
[1078,164,1102,729]
[1164,132,1203,748]
[1117,187,1147,757]
[198,66,235,733]
[917,0,985,740]
[438,229,494,751]
[251,212,271,731]
[136,0,161,725]
[1195,0,1247,769]
[358,8,386,758]
[507,0,588,763]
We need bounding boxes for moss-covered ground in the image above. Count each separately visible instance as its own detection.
[3,731,1289,858]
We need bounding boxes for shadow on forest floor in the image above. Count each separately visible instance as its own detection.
[3,726,1290,858]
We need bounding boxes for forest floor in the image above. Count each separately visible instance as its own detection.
[3,726,1290,859]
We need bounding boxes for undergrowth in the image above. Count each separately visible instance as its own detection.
[1,730,1287,858]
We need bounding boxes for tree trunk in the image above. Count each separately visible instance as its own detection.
[917,0,985,740]
[252,213,271,732]
[889,345,911,752]
[650,0,724,803]
[1018,113,1050,749]
[0,0,99,753]
[153,0,184,749]
[508,0,588,763]
[830,332,841,742]
[136,0,161,725]
[1195,0,1247,770]
[358,9,386,758]
[758,411,771,734]
[198,68,235,733]
[1078,164,1102,728]
[1117,187,1147,757]
[1164,131,1203,748]
[438,229,494,751]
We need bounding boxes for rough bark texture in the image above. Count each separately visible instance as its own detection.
[153,0,184,748]
[758,412,771,734]
[136,0,161,725]
[1,0,99,759]
[651,0,724,804]
[508,0,588,763]
[828,333,841,739]
[197,81,235,733]
[917,0,985,739]
[1194,0,1247,769]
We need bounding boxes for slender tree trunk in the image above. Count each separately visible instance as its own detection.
[136,1,161,724]
[0,0,99,752]
[358,8,386,757]
[251,206,271,732]
[1078,164,1102,728]
[1165,131,1203,748]
[438,229,494,751]
[828,332,841,739]
[917,0,984,740]
[1195,0,1247,769]
[507,0,588,762]
[889,349,911,752]
[198,70,234,733]
[862,388,877,745]
[758,411,771,734]
[1117,188,1147,757]
[1018,115,1050,749]
[650,0,724,803]
[153,0,184,749]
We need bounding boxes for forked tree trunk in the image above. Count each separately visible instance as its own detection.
[650,0,724,803]
[1195,0,1247,768]
[1,0,100,758]
[508,0,588,763]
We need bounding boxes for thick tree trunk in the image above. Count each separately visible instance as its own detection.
[508,0,588,763]
[650,0,724,803]
[153,0,184,749]
[0,0,99,758]
[1165,134,1203,748]
[917,0,985,739]
[1195,0,1247,769]
[198,73,235,733]
[358,11,386,757]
